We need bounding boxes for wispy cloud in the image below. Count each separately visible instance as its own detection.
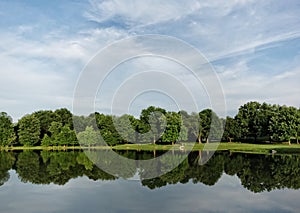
[0,0,299,120]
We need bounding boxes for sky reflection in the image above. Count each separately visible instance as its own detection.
[1,170,299,213]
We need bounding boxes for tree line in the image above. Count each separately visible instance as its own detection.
[0,101,299,147]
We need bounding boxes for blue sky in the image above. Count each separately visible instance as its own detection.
[0,0,300,121]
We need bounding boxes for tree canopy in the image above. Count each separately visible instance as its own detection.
[0,102,299,147]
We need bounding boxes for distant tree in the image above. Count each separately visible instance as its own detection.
[0,112,16,146]
[18,115,40,146]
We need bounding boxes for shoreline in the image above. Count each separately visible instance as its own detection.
[1,143,300,154]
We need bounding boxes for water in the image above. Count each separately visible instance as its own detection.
[1,150,300,212]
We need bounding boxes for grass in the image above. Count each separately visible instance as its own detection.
[112,142,300,154]
[1,143,300,154]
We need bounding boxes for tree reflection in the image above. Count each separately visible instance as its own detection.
[1,150,300,193]
[0,152,15,186]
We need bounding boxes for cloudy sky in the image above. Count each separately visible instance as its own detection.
[0,0,300,121]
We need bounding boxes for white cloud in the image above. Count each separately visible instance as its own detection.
[85,0,202,27]
[1,0,300,120]
[217,61,300,115]
[0,25,130,120]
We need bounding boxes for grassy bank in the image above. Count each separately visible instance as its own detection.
[113,143,300,154]
[1,143,300,154]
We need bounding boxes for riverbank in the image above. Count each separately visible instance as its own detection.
[1,143,300,154]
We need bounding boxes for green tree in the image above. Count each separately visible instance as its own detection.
[222,116,240,142]
[161,112,185,145]
[95,113,122,146]
[56,125,78,146]
[0,112,16,146]
[18,114,40,146]
[32,110,59,140]
[139,106,167,144]
[77,126,102,148]
[235,101,262,142]
[199,109,222,143]
[55,108,73,128]
[186,112,202,143]
[113,114,136,143]
[41,134,52,147]
[269,105,298,144]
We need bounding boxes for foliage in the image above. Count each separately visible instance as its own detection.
[0,112,16,146]
[18,114,40,146]
[77,126,102,147]
[1,101,299,146]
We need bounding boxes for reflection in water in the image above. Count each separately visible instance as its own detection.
[0,150,300,193]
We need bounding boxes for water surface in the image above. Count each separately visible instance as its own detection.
[1,150,300,212]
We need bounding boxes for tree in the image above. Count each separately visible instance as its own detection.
[18,114,40,146]
[41,134,52,147]
[55,108,73,129]
[269,105,298,144]
[161,112,185,145]
[199,109,222,143]
[182,112,201,143]
[0,112,16,146]
[32,110,59,140]
[77,126,102,148]
[95,113,122,146]
[235,101,262,142]
[139,106,167,144]
[113,114,136,143]
[56,126,78,146]
[222,116,240,142]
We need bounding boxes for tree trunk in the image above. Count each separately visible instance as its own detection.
[172,141,174,146]
[206,137,209,143]
[197,135,202,144]
[228,137,232,143]
[288,139,291,146]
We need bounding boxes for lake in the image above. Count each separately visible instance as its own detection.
[1,150,300,212]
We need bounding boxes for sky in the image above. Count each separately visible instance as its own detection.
[0,0,300,121]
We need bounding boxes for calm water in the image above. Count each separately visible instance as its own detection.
[1,150,300,213]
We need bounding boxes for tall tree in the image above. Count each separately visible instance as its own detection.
[222,116,240,142]
[0,112,16,146]
[269,105,298,144]
[199,109,222,143]
[18,114,40,146]
[184,112,201,143]
[235,101,262,142]
[32,110,59,140]
[161,112,181,145]
[139,106,167,144]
